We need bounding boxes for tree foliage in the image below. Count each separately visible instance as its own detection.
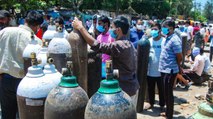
[203,1,213,21]
[0,0,207,20]
[131,0,170,18]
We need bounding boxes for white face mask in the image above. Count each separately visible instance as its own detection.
[136,24,144,30]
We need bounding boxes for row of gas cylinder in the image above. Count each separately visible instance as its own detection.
[17,26,137,119]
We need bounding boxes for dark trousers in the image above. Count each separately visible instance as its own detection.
[0,74,22,119]
[147,76,165,107]
[183,70,203,85]
[161,72,177,119]
[210,46,213,62]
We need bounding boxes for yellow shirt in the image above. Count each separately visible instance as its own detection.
[0,25,42,78]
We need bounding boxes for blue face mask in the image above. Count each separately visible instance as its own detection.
[151,30,159,38]
[109,29,117,39]
[96,25,105,33]
[162,27,169,35]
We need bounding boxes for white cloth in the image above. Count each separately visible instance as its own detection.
[0,25,42,78]
[203,54,211,73]
[147,37,165,77]
[191,54,205,76]
[200,28,206,36]
[187,26,193,40]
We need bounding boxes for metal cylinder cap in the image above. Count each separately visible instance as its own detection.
[98,79,121,94]
[98,60,121,94]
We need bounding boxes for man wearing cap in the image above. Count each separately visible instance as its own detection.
[0,11,43,119]
[0,10,11,30]
[130,19,144,48]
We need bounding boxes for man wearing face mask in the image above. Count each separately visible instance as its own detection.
[0,11,43,119]
[0,10,11,30]
[72,16,139,107]
[96,15,115,78]
[88,14,100,39]
[130,19,144,48]
[145,23,165,111]
[159,20,182,119]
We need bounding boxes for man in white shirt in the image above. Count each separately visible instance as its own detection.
[183,47,205,85]
[0,10,11,30]
[0,11,43,119]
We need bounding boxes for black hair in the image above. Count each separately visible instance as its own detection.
[162,20,175,30]
[55,17,64,25]
[152,23,161,30]
[25,11,43,26]
[113,16,129,35]
[185,20,190,25]
[98,15,110,27]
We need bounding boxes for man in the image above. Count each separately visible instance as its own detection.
[185,21,193,59]
[72,16,140,105]
[193,27,204,49]
[0,11,43,119]
[0,10,11,30]
[146,23,165,111]
[159,20,182,119]
[183,47,205,85]
[96,15,114,63]
[96,15,114,78]
[130,19,144,48]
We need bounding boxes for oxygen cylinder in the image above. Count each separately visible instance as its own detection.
[85,60,136,119]
[87,47,102,98]
[45,61,89,119]
[181,32,187,67]
[17,52,53,119]
[48,31,71,73]
[136,38,150,112]
[37,41,48,68]
[68,29,88,92]
[43,57,62,86]
[42,25,56,44]
[23,33,41,74]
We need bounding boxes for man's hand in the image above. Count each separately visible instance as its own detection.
[179,67,183,75]
[72,17,84,30]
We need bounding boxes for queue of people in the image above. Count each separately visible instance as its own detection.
[0,9,212,119]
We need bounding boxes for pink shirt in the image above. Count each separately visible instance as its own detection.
[97,32,114,62]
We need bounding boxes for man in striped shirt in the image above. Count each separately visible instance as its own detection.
[159,20,183,119]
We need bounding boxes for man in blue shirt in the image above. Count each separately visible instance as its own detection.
[159,20,183,119]
[130,19,144,48]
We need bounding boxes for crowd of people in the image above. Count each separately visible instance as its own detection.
[0,8,212,119]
